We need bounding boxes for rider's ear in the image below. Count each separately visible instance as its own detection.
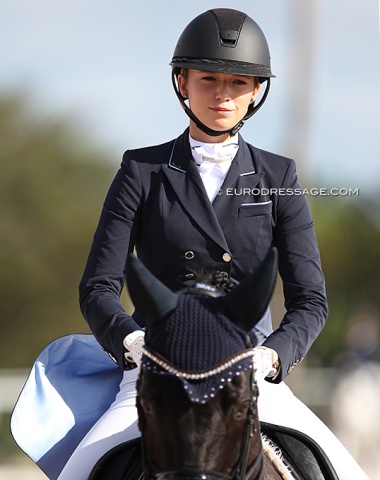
[126,254,178,325]
[223,247,278,331]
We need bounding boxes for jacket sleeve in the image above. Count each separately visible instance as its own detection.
[262,158,328,382]
[79,153,143,369]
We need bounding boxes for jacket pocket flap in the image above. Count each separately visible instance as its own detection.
[238,200,272,218]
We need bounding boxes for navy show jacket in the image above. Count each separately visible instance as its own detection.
[79,129,328,382]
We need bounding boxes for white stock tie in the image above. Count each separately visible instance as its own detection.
[190,138,239,202]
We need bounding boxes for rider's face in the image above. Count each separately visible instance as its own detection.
[178,69,260,142]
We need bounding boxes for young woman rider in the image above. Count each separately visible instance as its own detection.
[58,9,369,480]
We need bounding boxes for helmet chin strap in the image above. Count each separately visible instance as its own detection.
[171,72,271,138]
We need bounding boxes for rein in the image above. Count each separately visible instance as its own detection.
[139,348,265,480]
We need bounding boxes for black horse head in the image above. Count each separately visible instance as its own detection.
[126,248,280,480]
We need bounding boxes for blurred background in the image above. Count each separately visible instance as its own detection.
[0,0,379,478]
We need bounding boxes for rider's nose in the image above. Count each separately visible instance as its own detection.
[215,82,231,101]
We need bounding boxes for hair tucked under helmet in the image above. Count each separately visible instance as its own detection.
[170,8,275,137]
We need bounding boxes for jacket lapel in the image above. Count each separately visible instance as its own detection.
[163,131,230,251]
[212,139,264,227]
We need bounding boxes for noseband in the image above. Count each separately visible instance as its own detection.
[139,347,264,480]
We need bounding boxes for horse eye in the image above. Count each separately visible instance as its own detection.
[235,400,250,419]
[140,398,153,415]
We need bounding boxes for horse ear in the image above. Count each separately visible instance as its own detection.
[223,247,278,331]
[126,254,178,325]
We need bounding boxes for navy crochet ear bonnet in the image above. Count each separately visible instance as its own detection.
[141,291,258,404]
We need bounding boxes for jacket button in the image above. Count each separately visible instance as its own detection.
[184,251,195,260]
[222,253,232,262]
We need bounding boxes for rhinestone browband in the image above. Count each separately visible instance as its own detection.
[142,347,256,380]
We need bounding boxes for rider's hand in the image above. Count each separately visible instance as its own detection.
[253,346,280,380]
[123,330,145,367]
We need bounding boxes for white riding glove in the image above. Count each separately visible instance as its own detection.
[253,346,280,380]
[123,330,145,367]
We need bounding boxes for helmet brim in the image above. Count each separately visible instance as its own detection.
[170,57,275,78]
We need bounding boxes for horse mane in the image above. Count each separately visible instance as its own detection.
[192,270,237,293]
